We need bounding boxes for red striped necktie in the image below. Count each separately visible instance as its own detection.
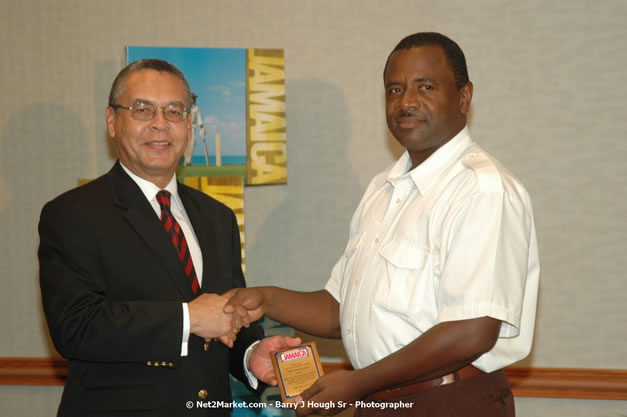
[156,190,200,294]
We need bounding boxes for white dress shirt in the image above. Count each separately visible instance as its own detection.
[325,126,540,373]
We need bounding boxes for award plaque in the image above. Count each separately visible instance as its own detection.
[271,342,325,403]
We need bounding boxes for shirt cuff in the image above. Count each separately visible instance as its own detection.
[181,303,190,356]
[244,340,261,389]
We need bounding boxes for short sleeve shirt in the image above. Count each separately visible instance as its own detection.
[325,126,540,372]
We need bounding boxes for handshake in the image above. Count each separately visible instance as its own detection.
[187,287,265,347]
[187,287,302,387]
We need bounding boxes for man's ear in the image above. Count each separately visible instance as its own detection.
[105,106,116,138]
[186,111,193,142]
[459,81,473,115]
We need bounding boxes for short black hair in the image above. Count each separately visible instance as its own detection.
[383,32,469,90]
[108,59,193,108]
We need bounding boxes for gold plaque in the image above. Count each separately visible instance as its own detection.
[271,342,324,403]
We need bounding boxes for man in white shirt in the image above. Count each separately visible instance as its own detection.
[225,32,539,417]
[39,58,300,416]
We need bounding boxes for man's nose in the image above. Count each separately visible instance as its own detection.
[399,89,419,110]
[150,108,169,129]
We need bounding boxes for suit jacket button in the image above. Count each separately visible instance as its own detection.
[154,362,160,367]
[146,361,152,366]
[198,389,208,399]
[168,362,174,367]
[161,361,167,367]
[204,342,210,351]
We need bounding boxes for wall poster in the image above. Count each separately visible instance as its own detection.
[126,46,287,186]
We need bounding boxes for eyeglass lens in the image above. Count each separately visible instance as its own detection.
[130,101,187,122]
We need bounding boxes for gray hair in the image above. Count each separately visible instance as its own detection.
[108,59,193,108]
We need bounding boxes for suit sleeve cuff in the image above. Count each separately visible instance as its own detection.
[244,340,261,389]
[181,303,190,356]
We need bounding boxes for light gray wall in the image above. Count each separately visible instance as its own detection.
[1,0,626,415]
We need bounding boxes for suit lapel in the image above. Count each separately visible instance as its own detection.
[178,186,220,295]
[108,162,196,300]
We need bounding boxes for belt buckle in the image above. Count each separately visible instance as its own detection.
[439,373,456,386]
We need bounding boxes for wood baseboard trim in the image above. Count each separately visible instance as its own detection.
[505,367,627,400]
[1,358,626,400]
[0,357,68,386]
[322,363,627,400]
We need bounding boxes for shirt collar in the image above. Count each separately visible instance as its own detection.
[387,125,474,193]
[119,162,182,210]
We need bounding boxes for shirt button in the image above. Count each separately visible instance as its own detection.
[346,329,352,335]
[204,342,210,351]
[198,389,208,399]
[354,280,359,286]
[374,238,379,244]
[396,198,401,204]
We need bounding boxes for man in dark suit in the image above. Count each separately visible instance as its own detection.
[39,59,299,416]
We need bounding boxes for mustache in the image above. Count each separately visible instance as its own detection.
[398,109,420,118]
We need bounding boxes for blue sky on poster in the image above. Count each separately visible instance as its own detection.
[126,46,246,163]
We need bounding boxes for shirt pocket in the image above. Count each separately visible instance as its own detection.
[374,239,434,325]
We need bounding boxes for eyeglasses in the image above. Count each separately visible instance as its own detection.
[111,100,189,122]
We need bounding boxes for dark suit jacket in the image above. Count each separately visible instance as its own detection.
[39,161,264,417]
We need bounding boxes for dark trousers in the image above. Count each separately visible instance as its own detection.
[354,369,514,417]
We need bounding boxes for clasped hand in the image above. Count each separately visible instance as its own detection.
[188,293,252,348]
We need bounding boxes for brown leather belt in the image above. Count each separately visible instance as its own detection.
[366,365,484,401]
